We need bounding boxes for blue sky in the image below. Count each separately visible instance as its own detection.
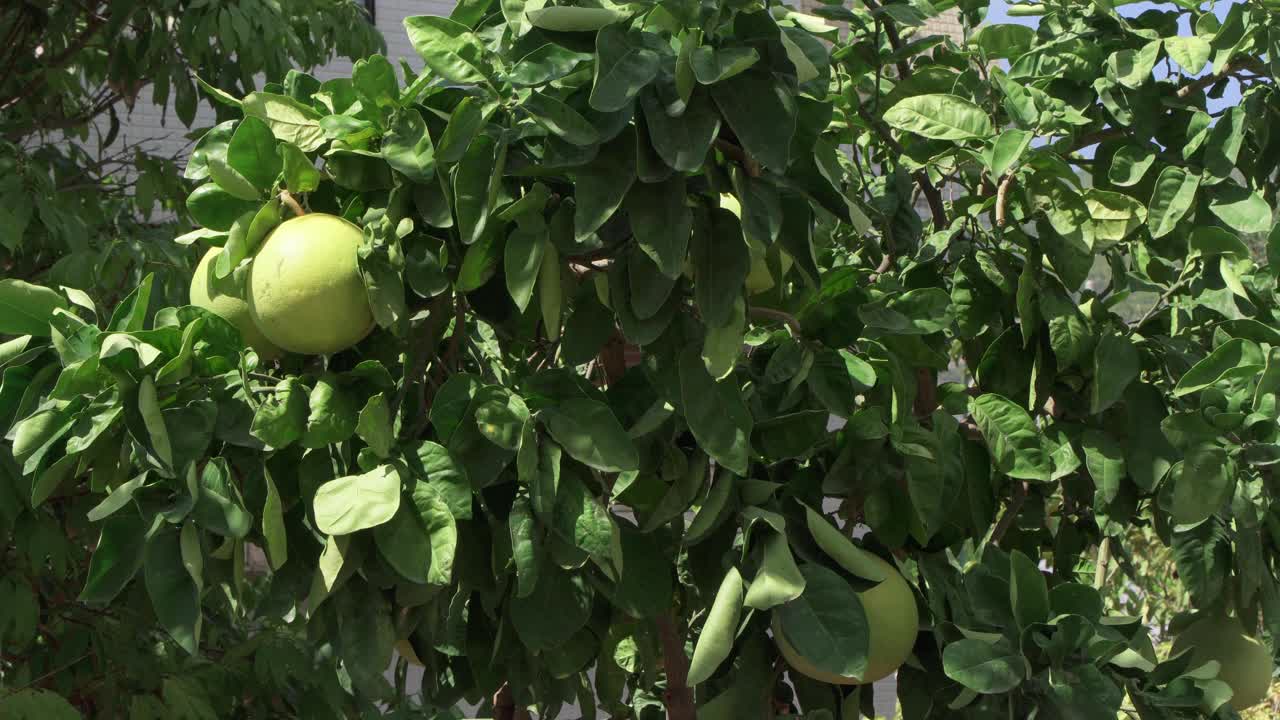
[982,1,1245,111]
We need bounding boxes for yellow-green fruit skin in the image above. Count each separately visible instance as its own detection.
[247,214,374,355]
[189,247,282,361]
[1171,616,1273,711]
[773,556,919,685]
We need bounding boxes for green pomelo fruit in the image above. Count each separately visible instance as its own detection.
[773,553,919,685]
[189,247,282,361]
[1171,615,1273,711]
[247,214,374,355]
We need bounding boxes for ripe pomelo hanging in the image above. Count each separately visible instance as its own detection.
[1170,615,1273,711]
[773,551,918,685]
[189,247,282,361]
[247,214,374,356]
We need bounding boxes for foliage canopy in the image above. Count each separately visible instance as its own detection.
[4,0,1280,718]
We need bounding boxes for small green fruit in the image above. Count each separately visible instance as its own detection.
[189,247,282,361]
[1171,615,1273,711]
[773,553,919,685]
[248,214,374,356]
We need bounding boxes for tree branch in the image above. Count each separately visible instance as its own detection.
[656,614,696,720]
[748,306,802,335]
[995,173,1016,228]
[853,103,947,229]
[991,482,1028,545]
[861,0,913,81]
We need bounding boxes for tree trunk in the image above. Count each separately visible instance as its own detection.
[656,614,696,720]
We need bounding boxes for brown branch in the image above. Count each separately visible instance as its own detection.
[748,306,802,335]
[713,138,762,177]
[861,0,913,80]
[853,103,947,229]
[1094,537,1111,589]
[913,368,937,420]
[991,482,1029,545]
[494,684,515,720]
[656,614,696,720]
[279,191,305,217]
[995,173,1016,228]
[1,9,108,111]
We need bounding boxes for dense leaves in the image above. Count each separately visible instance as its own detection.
[5,1,1280,719]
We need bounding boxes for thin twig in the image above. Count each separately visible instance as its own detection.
[279,190,306,217]
[1131,276,1191,332]
[991,482,1029,545]
[748,306,802,335]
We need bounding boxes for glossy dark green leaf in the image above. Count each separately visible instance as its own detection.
[1147,166,1200,239]
[574,127,636,241]
[226,115,281,191]
[509,562,592,651]
[690,207,751,329]
[436,96,484,163]
[970,394,1050,482]
[774,564,869,680]
[589,25,663,112]
[454,134,496,245]
[544,398,638,472]
[525,91,600,146]
[145,527,201,654]
[1090,332,1140,414]
[679,347,751,476]
[942,639,1025,694]
[711,71,796,170]
[81,510,151,604]
[186,184,259,232]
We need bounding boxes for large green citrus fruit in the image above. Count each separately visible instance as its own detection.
[247,214,374,355]
[1171,615,1273,711]
[773,553,918,685]
[189,247,282,361]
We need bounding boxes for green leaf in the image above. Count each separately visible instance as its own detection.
[278,143,321,193]
[193,460,252,539]
[1146,166,1201,239]
[806,349,875,418]
[626,176,692,278]
[302,374,358,447]
[1090,332,1140,414]
[259,469,287,570]
[970,394,1051,482]
[524,91,600,146]
[691,208,751,328]
[526,6,629,31]
[711,71,796,170]
[145,527,202,654]
[540,239,563,340]
[186,184,259,231]
[403,16,494,86]
[436,96,484,164]
[1082,429,1126,504]
[81,511,152,604]
[1209,185,1273,234]
[774,564,870,680]
[0,689,82,720]
[474,391,529,451]
[313,464,401,535]
[509,496,539,597]
[970,23,1036,60]
[374,500,433,584]
[544,399,639,472]
[226,115,281,191]
[455,134,496,246]
[1106,41,1160,89]
[0,280,66,337]
[743,532,806,610]
[687,567,745,684]
[505,219,547,313]
[1173,338,1264,397]
[987,129,1033,177]
[589,25,663,112]
[241,92,326,152]
[942,639,1025,694]
[883,94,994,141]
[679,347,752,476]
[1169,445,1234,528]
[1083,189,1146,244]
[1108,145,1155,187]
[250,377,308,449]
[411,479,458,585]
[574,127,636,241]
[357,393,395,458]
[690,46,760,84]
[1165,35,1211,74]
[411,440,471,520]
[703,296,746,380]
[509,562,592,651]
[382,107,437,182]
[509,44,594,87]
[1009,550,1049,629]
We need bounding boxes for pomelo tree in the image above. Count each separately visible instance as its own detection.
[3,0,1280,718]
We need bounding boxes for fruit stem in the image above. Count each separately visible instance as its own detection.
[279,190,305,217]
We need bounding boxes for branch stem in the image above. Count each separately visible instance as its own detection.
[279,190,306,217]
